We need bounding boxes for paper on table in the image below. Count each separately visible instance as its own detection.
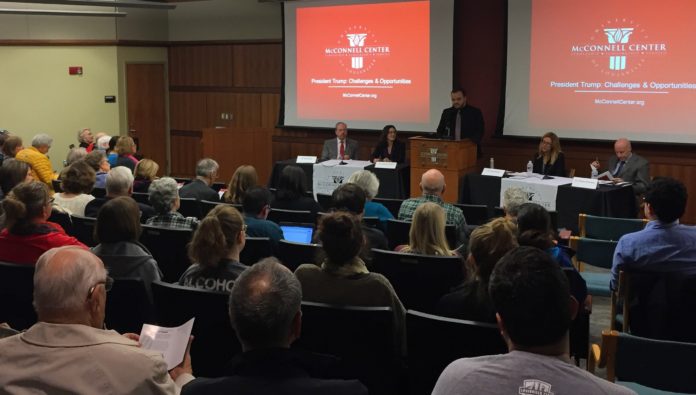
[139,318,194,370]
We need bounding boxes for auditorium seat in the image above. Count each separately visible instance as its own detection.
[267,208,314,224]
[239,237,274,265]
[51,179,63,193]
[91,187,106,198]
[49,210,74,235]
[70,215,97,247]
[276,239,321,272]
[578,213,648,241]
[105,278,155,334]
[199,200,242,218]
[178,197,202,219]
[454,203,490,226]
[315,193,333,212]
[372,197,403,218]
[0,261,36,330]
[131,192,150,205]
[570,236,616,297]
[139,225,194,283]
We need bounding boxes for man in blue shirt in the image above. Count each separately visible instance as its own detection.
[242,186,284,250]
[611,177,696,289]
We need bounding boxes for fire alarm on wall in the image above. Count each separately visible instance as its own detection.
[69,66,83,76]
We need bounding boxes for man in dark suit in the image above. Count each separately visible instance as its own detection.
[181,258,367,395]
[320,122,359,160]
[84,166,155,222]
[178,158,220,202]
[436,88,484,156]
[591,138,650,195]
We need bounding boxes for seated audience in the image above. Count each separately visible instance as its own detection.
[16,133,56,192]
[0,159,33,227]
[502,187,527,220]
[96,134,111,152]
[532,132,566,176]
[84,166,155,222]
[91,197,162,291]
[65,147,87,167]
[397,202,456,256]
[370,124,406,163]
[2,135,24,159]
[146,177,199,229]
[242,186,284,249]
[83,150,110,189]
[0,182,85,264]
[331,183,388,255]
[133,158,159,193]
[271,165,321,216]
[611,177,696,289]
[179,158,220,202]
[106,135,119,167]
[436,217,518,322]
[53,161,96,216]
[295,211,405,353]
[77,128,94,152]
[223,164,257,204]
[179,205,248,293]
[0,246,193,393]
[181,258,367,395]
[114,136,139,172]
[432,247,634,395]
[347,170,394,228]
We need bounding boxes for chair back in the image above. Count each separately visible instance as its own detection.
[91,187,106,198]
[370,249,464,313]
[372,197,403,218]
[139,225,194,282]
[151,281,241,378]
[131,192,150,205]
[211,182,226,192]
[363,216,381,229]
[178,197,202,219]
[51,179,63,193]
[49,210,74,234]
[199,200,242,218]
[105,278,155,334]
[70,215,97,247]
[406,310,506,395]
[0,261,36,330]
[173,177,191,186]
[570,236,617,270]
[267,208,314,224]
[276,239,321,272]
[454,203,490,226]
[239,237,274,265]
[493,206,505,218]
[315,193,333,212]
[579,214,647,241]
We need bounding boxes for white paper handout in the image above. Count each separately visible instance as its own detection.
[139,318,194,370]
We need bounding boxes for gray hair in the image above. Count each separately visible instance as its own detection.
[503,187,528,216]
[148,177,179,214]
[196,158,219,178]
[76,128,90,143]
[31,133,53,148]
[65,147,87,166]
[106,166,134,195]
[229,257,302,350]
[347,170,380,200]
[96,135,111,151]
[33,246,106,316]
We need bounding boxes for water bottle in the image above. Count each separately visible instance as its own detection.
[489,157,495,169]
[591,165,599,179]
[526,160,533,176]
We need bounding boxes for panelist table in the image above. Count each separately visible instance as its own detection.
[268,159,410,199]
[460,173,637,233]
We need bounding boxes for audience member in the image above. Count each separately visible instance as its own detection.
[84,166,155,221]
[65,147,87,167]
[83,150,110,189]
[347,169,394,228]
[16,133,56,192]
[432,247,634,395]
[223,164,257,204]
[96,134,111,152]
[146,177,199,229]
[532,132,566,176]
[398,169,467,245]
[611,177,696,289]
[2,135,23,159]
[271,165,321,216]
[501,187,527,220]
[0,246,193,393]
[92,197,162,291]
[133,158,159,193]
[321,122,359,160]
[179,205,248,293]
[0,182,85,264]
[397,202,456,256]
[114,136,139,172]
[53,161,96,216]
[0,158,33,197]
[179,158,220,202]
[331,183,388,255]
[370,124,406,163]
[591,138,649,195]
[295,211,405,353]
[107,135,119,167]
[242,186,284,248]
[182,258,367,394]
[436,217,518,322]
[77,128,94,152]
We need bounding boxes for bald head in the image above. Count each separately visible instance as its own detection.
[420,169,446,195]
[614,138,632,162]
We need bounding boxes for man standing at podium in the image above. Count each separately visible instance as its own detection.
[436,88,484,156]
[321,122,359,160]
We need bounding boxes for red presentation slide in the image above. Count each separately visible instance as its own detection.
[529,0,696,134]
[296,1,429,122]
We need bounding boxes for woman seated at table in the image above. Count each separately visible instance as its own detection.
[371,124,406,163]
[271,165,321,216]
[396,202,456,256]
[532,132,566,176]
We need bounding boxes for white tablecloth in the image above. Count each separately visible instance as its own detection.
[500,174,573,211]
[312,160,372,199]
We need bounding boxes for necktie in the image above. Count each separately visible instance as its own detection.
[455,110,462,140]
[339,141,345,159]
[613,160,625,177]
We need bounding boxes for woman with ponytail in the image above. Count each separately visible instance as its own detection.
[0,181,86,264]
[178,205,248,293]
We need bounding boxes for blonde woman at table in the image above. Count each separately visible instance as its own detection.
[532,132,566,177]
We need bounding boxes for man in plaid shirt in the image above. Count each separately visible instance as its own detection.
[398,169,467,247]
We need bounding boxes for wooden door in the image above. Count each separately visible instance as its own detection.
[126,63,167,174]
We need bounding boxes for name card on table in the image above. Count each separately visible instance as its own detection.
[374,161,397,169]
[481,168,506,177]
[296,155,317,164]
[571,177,599,190]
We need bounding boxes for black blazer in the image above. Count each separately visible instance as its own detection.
[370,140,406,163]
[532,152,566,177]
[178,179,219,202]
[435,105,484,144]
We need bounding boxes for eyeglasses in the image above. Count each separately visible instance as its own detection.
[242,224,248,233]
[87,276,114,299]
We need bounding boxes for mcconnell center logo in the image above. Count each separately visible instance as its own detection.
[569,18,667,76]
[324,25,390,74]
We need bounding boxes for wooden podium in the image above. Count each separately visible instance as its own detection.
[408,137,477,202]
[201,127,273,184]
